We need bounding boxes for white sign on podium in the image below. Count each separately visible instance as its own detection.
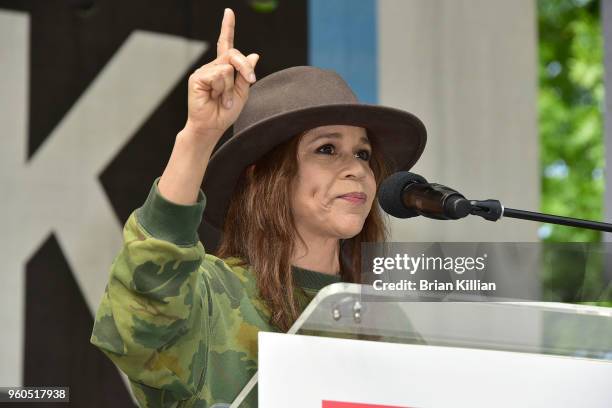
[259,332,612,408]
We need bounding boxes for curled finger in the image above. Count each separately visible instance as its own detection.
[219,64,235,109]
[209,71,226,100]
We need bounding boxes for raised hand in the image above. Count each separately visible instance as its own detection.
[158,8,259,205]
[186,8,259,139]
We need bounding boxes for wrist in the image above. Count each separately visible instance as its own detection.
[181,120,224,144]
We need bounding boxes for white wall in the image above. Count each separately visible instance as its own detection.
[378,0,539,242]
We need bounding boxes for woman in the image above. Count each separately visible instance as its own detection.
[91,8,426,408]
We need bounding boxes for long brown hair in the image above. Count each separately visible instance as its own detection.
[216,130,389,331]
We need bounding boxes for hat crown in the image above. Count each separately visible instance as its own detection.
[235,66,359,134]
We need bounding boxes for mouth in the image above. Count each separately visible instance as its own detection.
[338,192,367,204]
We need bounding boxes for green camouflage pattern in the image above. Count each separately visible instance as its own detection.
[90,182,327,407]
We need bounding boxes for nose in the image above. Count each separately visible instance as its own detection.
[340,154,368,180]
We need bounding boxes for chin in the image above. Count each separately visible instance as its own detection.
[337,230,362,239]
[331,218,367,239]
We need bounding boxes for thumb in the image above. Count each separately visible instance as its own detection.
[247,53,260,69]
[235,53,260,97]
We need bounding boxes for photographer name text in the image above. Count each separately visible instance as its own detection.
[372,279,496,291]
[370,253,496,292]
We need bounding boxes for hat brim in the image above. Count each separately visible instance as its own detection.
[202,103,427,231]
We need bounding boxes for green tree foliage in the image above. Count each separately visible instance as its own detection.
[538,0,604,243]
[538,0,610,305]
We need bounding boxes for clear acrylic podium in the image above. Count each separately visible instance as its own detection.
[233,283,612,407]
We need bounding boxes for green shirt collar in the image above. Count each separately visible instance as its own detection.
[291,265,341,291]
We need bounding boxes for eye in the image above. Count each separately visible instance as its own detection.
[356,149,371,161]
[316,144,335,155]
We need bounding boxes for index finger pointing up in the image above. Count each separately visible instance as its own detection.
[217,8,235,57]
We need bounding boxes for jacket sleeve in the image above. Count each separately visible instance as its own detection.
[90,177,210,406]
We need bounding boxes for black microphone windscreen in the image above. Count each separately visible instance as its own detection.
[378,171,427,218]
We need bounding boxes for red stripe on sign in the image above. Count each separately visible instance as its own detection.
[322,401,411,408]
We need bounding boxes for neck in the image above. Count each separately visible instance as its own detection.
[290,230,340,275]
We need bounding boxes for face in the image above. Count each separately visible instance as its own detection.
[291,125,377,240]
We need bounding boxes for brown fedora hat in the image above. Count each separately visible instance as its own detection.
[202,65,427,231]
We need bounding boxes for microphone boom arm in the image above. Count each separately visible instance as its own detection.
[470,199,612,233]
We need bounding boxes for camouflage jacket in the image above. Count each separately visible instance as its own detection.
[90,178,340,407]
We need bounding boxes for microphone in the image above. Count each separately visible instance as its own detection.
[378,171,612,234]
[378,171,471,220]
